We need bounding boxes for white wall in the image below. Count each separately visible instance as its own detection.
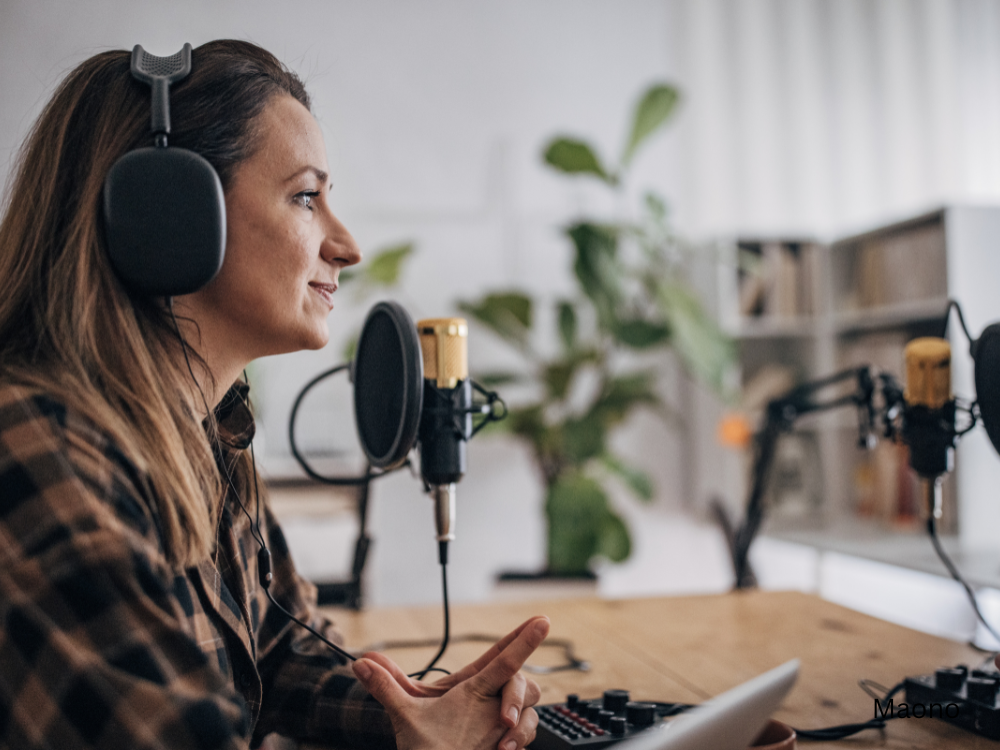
[4,0,1000,605]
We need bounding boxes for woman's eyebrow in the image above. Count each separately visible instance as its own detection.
[284,166,329,184]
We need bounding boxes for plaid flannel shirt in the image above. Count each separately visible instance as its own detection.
[0,381,395,749]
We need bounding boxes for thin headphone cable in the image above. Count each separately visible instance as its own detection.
[247,440,357,663]
[244,371,447,677]
[169,307,358,663]
[168,300,213,425]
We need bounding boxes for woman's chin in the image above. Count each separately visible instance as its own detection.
[267,325,329,356]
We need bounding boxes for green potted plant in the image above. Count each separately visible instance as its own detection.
[459,83,734,577]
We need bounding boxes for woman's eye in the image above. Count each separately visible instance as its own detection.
[293,191,320,210]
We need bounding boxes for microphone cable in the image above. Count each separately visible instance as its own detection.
[927,511,1000,648]
[407,554,450,681]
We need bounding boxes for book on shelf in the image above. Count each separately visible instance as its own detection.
[843,218,947,312]
[737,241,818,320]
[852,439,958,532]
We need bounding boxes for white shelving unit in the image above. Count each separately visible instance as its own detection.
[713,207,1000,553]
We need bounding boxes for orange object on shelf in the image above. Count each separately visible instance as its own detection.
[718,412,754,449]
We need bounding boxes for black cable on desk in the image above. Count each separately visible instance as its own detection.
[412,547,450,681]
[790,679,907,741]
[928,514,1000,648]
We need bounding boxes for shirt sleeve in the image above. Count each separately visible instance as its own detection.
[0,392,254,749]
[252,503,397,749]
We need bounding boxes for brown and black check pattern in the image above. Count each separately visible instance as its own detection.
[0,382,395,749]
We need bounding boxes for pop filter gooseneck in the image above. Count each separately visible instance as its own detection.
[288,301,423,484]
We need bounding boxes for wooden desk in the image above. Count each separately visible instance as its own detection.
[321,591,991,749]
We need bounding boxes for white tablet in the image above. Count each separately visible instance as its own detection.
[615,659,800,750]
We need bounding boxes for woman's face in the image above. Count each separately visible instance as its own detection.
[184,94,361,360]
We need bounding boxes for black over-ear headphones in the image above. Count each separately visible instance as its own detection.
[103,44,226,296]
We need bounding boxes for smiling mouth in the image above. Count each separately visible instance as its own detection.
[309,282,337,307]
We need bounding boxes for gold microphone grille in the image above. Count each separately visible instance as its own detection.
[417,318,468,388]
[904,337,952,409]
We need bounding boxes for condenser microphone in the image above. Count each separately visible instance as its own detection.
[902,337,957,479]
[416,318,473,564]
[900,336,959,523]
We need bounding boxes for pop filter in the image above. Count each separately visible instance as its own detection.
[352,301,424,469]
[973,323,1000,458]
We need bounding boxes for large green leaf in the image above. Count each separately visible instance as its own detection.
[545,473,606,573]
[557,300,577,352]
[567,223,622,327]
[458,292,533,349]
[611,319,671,349]
[364,242,414,286]
[342,335,359,362]
[621,84,680,167]
[562,412,607,464]
[657,282,735,395]
[542,348,600,402]
[475,371,525,388]
[543,138,613,183]
[644,190,668,222]
[590,372,660,427]
[545,472,633,572]
[603,454,654,502]
[543,360,576,401]
[505,406,549,452]
[596,513,631,562]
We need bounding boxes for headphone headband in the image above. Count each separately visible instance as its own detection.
[130,43,192,141]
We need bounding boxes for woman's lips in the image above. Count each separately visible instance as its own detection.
[309,282,337,308]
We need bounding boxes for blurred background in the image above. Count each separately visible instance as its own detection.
[4,0,1000,641]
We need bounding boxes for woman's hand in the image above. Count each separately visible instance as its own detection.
[352,616,549,750]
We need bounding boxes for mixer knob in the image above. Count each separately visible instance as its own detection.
[609,716,627,735]
[967,677,1000,705]
[935,667,966,692]
[626,702,657,726]
[603,690,631,714]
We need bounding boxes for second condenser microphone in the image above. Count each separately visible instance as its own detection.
[417,318,473,562]
[902,337,957,478]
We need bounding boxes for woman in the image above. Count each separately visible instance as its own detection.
[0,40,546,749]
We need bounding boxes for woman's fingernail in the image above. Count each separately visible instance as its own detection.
[502,741,517,750]
[532,619,549,638]
[353,660,372,680]
[507,706,519,724]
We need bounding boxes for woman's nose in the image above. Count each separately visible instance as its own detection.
[321,210,362,268]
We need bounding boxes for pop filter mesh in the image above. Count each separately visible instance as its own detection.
[975,323,1000,458]
[353,302,423,468]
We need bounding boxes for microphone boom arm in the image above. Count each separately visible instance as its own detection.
[722,366,902,589]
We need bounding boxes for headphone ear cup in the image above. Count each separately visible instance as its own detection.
[103,146,226,296]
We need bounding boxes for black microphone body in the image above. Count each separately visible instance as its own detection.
[902,400,956,478]
[418,378,473,485]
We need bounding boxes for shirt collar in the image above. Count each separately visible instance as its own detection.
[214,381,256,450]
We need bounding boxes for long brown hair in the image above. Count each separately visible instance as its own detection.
[0,40,310,567]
